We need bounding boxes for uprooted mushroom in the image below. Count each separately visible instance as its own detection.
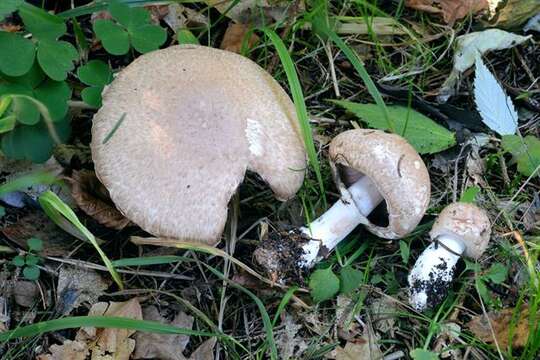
[408,202,491,311]
[91,45,306,245]
[254,129,431,281]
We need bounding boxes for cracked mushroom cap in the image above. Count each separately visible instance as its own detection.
[91,45,306,245]
[329,129,430,239]
[429,202,491,259]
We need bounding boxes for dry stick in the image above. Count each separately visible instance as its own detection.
[46,256,193,280]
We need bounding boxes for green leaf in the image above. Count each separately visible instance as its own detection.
[25,254,39,266]
[333,101,456,154]
[502,135,540,177]
[77,60,112,86]
[0,96,12,117]
[36,40,78,81]
[130,24,167,54]
[94,19,130,56]
[309,267,340,302]
[0,115,16,133]
[108,0,132,27]
[177,29,199,45]
[476,278,490,303]
[3,61,45,88]
[0,205,4,217]
[23,265,40,280]
[1,118,70,163]
[486,263,507,284]
[399,240,410,264]
[0,0,23,20]
[19,4,66,40]
[0,83,39,125]
[460,186,480,203]
[27,237,43,252]
[0,32,35,76]
[81,86,104,108]
[339,265,363,294]
[12,255,25,267]
[410,349,439,360]
[34,80,71,121]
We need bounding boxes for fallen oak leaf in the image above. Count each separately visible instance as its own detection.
[69,170,131,230]
[467,304,537,349]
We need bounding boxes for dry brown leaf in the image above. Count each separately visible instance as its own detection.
[13,281,39,308]
[133,306,193,360]
[70,170,131,230]
[406,0,489,24]
[486,0,540,28]
[188,338,216,360]
[467,305,537,349]
[220,23,259,54]
[206,0,301,24]
[76,298,143,360]
[37,340,89,360]
[163,4,208,33]
[331,335,383,360]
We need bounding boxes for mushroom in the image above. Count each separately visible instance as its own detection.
[408,202,491,311]
[255,129,431,277]
[91,45,306,245]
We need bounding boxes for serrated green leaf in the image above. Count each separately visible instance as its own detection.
[399,240,410,264]
[34,80,71,121]
[339,265,363,294]
[0,115,16,133]
[23,265,40,280]
[333,101,456,154]
[81,86,104,108]
[27,237,43,252]
[486,263,507,284]
[130,24,166,54]
[502,135,525,156]
[0,32,35,76]
[19,4,66,40]
[0,0,23,20]
[36,40,78,81]
[12,255,25,267]
[94,19,130,56]
[410,348,439,360]
[309,267,340,302]
[177,29,199,45]
[77,60,112,86]
[25,254,39,266]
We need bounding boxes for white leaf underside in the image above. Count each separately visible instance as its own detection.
[473,56,518,136]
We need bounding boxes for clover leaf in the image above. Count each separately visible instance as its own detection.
[94,0,166,55]
[18,4,78,81]
[0,32,35,76]
[77,60,112,108]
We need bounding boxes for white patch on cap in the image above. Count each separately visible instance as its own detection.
[414,160,421,169]
[245,118,264,157]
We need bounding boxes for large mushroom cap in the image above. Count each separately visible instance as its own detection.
[329,129,430,239]
[429,202,491,259]
[91,45,306,245]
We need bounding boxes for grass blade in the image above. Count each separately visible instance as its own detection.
[259,27,326,205]
[38,191,123,289]
[0,316,220,342]
[0,171,59,196]
[112,255,192,267]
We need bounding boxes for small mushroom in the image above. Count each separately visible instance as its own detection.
[91,45,306,245]
[255,129,430,277]
[408,202,491,311]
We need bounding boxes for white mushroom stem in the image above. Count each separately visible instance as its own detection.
[408,234,466,311]
[298,175,384,268]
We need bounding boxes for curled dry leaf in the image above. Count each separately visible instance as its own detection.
[485,0,540,29]
[405,0,488,24]
[220,23,259,54]
[76,298,143,360]
[467,305,537,349]
[70,169,130,230]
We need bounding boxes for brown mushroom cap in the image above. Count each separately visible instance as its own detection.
[328,129,430,239]
[91,45,306,245]
[429,202,491,259]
